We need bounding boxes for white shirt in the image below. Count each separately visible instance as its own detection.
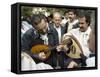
[61,18,69,26]
[40,34,48,45]
[21,52,53,71]
[67,19,79,32]
[63,26,91,57]
[21,21,33,37]
[21,52,37,70]
[86,56,95,67]
[40,24,49,45]
[54,25,62,44]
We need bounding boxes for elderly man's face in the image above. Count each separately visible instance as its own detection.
[79,17,89,32]
[53,13,62,27]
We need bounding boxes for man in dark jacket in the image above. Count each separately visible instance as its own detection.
[51,12,66,45]
[21,14,58,68]
[48,12,67,68]
[21,14,56,51]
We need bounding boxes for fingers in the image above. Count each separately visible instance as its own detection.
[56,45,64,52]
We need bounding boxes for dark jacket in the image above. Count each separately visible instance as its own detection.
[65,22,79,33]
[49,23,67,45]
[21,25,57,51]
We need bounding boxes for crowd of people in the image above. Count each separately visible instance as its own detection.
[21,9,96,70]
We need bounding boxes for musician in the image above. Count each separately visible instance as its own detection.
[64,12,92,57]
[57,12,92,68]
[21,14,56,51]
[21,14,58,69]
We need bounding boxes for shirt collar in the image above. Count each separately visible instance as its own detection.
[84,26,91,35]
[79,26,91,35]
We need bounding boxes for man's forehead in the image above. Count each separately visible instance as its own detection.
[68,11,74,14]
[54,15,61,19]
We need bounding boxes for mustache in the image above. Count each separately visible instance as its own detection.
[80,27,84,29]
[69,17,72,19]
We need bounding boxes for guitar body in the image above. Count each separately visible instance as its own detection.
[62,35,83,59]
[31,44,51,61]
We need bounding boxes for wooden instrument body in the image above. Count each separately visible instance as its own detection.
[30,35,83,61]
[31,44,51,61]
[62,35,83,59]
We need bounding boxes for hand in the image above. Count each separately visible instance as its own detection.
[56,45,64,52]
[63,45,69,51]
[67,61,78,68]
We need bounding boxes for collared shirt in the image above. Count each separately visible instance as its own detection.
[86,56,95,67]
[40,34,48,45]
[67,19,79,32]
[54,25,62,44]
[61,18,69,26]
[63,26,91,57]
[40,24,49,45]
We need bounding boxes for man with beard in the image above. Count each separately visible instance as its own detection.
[57,12,92,68]
[21,14,57,70]
[21,14,56,51]
[65,9,79,33]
